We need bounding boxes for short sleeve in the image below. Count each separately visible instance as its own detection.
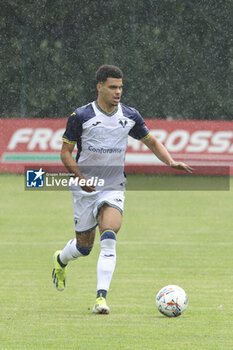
[128,110,149,140]
[62,112,82,144]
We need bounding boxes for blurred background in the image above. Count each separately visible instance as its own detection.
[1,0,233,120]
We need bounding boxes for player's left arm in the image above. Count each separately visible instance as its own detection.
[142,133,194,174]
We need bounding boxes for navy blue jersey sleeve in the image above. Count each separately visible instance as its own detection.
[62,112,82,144]
[128,110,149,140]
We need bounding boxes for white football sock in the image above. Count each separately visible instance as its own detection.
[97,237,116,292]
[59,238,83,265]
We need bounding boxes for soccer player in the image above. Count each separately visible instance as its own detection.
[52,64,193,314]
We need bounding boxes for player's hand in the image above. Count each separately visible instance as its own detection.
[79,176,96,192]
[81,184,96,192]
[170,161,194,174]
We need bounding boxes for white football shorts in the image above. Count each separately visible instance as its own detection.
[70,189,125,233]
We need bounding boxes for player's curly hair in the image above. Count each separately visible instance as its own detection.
[96,64,123,83]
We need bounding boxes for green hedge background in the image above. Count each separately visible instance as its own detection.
[1,0,233,120]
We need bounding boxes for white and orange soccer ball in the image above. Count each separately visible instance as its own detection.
[156,285,188,317]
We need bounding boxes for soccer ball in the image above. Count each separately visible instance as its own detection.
[156,285,188,317]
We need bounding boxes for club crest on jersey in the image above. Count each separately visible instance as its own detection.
[119,119,128,128]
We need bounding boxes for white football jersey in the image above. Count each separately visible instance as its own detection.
[63,101,149,189]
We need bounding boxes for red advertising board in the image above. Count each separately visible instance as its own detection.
[126,119,233,175]
[0,118,232,174]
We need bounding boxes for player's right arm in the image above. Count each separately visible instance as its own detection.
[142,133,193,173]
[61,141,96,192]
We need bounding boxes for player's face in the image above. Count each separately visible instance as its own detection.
[97,78,123,107]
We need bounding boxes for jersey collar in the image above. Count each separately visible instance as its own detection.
[94,101,119,117]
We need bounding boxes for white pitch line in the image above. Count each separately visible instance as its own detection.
[0,241,232,246]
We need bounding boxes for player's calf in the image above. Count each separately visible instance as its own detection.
[94,229,117,314]
[59,238,93,265]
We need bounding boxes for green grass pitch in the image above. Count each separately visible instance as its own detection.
[0,174,233,350]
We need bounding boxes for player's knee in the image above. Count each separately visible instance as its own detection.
[76,244,93,256]
[100,224,120,234]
